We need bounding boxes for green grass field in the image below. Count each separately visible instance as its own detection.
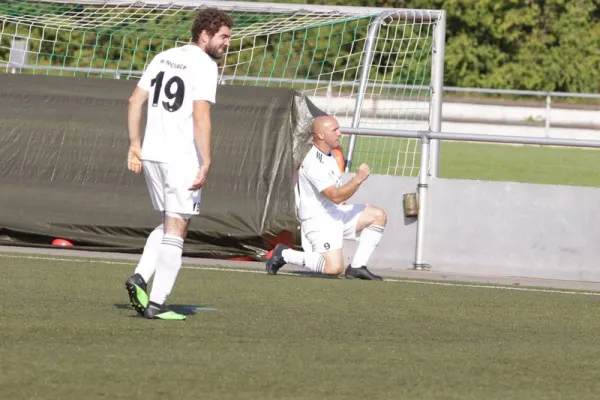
[3,253,600,400]
[440,142,600,187]
[346,138,600,187]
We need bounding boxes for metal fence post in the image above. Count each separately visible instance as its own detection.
[414,131,431,270]
[545,94,551,137]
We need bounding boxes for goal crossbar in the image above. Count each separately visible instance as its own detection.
[35,0,444,19]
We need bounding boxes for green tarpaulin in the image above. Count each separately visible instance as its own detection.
[0,73,324,259]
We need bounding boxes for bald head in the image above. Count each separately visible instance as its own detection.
[311,116,337,139]
[311,115,341,153]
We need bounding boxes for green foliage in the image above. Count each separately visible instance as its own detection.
[250,0,600,92]
[0,0,599,92]
[354,0,600,92]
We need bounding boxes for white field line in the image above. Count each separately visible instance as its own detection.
[2,253,600,297]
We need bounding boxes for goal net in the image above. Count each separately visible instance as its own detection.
[0,0,444,177]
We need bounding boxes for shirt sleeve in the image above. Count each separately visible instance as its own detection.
[190,56,218,104]
[137,57,157,92]
[303,163,337,193]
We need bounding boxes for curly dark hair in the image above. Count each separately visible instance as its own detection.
[191,8,235,42]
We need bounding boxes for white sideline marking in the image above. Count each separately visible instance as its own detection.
[2,253,600,297]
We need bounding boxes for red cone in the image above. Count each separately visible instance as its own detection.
[52,238,74,247]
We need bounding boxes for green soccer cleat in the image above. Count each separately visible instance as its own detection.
[125,273,149,316]
[144,301,186,320]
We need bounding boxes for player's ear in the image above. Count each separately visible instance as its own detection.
[200,30,210,44]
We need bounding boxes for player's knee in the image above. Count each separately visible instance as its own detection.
[164,213,190,238]
[370,206,387,226]
[323,262,344,276]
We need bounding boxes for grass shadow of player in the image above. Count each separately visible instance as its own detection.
[114,304,216,317]
[283,270,341,279]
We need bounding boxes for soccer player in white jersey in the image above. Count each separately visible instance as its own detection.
[124,8,234,320]
[266,116,387,281]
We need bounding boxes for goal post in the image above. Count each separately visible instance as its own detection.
[0,0,445,177]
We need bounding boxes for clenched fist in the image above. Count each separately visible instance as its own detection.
[355,163,370,183]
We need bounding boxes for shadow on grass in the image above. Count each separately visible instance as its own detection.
[114,303,217,317]
[278,270,342,279]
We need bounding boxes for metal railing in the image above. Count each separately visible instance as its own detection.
[342,125,600,269]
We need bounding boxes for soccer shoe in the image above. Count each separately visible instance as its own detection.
[144,301,186,320]
[266,243,288,275]
[344,265,383,281]
[125,273,149,316]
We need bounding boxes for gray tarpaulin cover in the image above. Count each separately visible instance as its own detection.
[0,73,324,259]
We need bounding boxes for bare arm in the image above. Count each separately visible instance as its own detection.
[188,100,212,190]
[321,163,370,205]
[127,86,148,148]
[126,87,148,174]
[321,178,362,205]
[193,100,212,168]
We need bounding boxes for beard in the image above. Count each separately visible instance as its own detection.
[205,43,224,60]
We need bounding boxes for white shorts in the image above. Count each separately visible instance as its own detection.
[301,204,366,253]
[142,160,201,218]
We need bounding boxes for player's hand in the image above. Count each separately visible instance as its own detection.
[189,165,210,190]
[355,163,370,183]
[127,145,142,174]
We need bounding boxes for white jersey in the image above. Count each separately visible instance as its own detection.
[297,146,343,221]
[138,45,218,166]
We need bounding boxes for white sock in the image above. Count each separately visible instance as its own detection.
[351,225,384,268]
[134,224,164,282]
[282,248,325,273]
[149,234,184,305]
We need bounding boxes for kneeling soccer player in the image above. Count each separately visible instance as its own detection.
[266,116,386,281]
